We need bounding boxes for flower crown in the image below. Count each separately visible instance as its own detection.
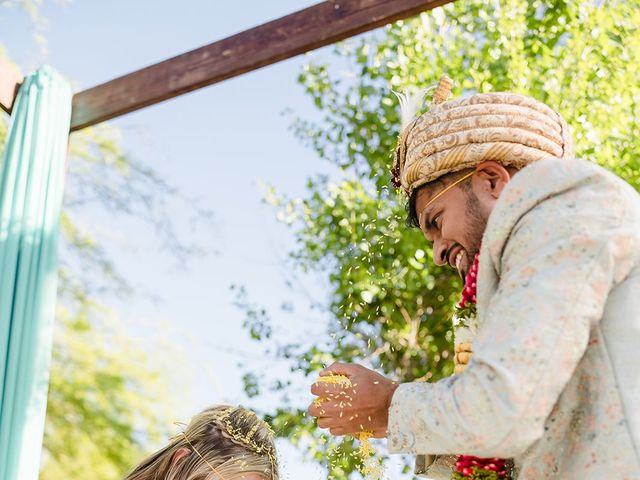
[175,406,278,480]
[212,407,276,456]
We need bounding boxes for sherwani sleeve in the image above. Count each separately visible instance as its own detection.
[387,181,631,458]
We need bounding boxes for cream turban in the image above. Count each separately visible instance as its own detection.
[392,76,574,196]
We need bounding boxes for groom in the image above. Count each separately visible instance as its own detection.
[308,77,640,478]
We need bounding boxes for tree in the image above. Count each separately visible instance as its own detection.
[237,0,640,478]
[41,302,171,480]
[1,19,213,479]
[47,127,209,480]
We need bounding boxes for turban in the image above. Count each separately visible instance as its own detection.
[392,76,574,196]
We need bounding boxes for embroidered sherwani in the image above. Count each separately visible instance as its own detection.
[387,158,640,478]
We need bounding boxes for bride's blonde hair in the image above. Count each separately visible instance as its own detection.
[124,405,278,480]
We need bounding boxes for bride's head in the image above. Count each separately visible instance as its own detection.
[124,405,278,480]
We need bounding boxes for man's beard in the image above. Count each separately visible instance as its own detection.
[463,189,488,267]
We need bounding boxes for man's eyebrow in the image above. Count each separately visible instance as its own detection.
[418,205,434,229]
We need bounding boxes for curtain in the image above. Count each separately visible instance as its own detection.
[0,66,71,480]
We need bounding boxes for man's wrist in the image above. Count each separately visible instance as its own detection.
[388,381,400,402]
[384,381,401,420]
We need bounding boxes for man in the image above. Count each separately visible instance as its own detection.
[308,76,640,478]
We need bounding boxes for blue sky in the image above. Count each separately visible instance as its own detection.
[2,1,411,478]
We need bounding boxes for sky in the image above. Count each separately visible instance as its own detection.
[2,1,411,478]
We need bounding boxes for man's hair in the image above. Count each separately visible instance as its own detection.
[405,169,473,228]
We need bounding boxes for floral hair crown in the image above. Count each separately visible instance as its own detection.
[215,407,278,479]
[174,407,278,480]
[213,407,276,455]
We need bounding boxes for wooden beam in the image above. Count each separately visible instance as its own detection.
[0,57,23,115]
[71,0,453,131]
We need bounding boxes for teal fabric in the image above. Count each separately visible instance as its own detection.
[0,67,71,480]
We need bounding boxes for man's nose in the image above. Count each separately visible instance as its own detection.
[432,239,449,266]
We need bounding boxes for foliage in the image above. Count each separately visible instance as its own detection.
[40,120,210,480]
[238,0,640,478]
[1,44,212,480]
[42,304,169,480]
[0,0,54,50]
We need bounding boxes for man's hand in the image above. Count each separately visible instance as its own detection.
[307,362,399,438]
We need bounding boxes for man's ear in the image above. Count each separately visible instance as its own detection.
[473,161,513,199]
[170,447,192,468]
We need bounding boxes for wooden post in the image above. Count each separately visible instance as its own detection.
[71,0,453,131]
[0,57,23,115]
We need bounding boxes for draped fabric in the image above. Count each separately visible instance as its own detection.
[0,67,71,480]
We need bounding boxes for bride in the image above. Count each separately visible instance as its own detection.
[124,405,278,480]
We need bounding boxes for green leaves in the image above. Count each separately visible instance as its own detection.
[42,304,171,480]
[3,19,215,478]
[236,0,640,477]
[232,284,273,341]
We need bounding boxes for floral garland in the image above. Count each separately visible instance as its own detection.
[451,253,511,480]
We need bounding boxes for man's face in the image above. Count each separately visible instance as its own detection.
[414,164,510,281]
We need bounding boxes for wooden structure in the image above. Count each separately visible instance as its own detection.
[1,0,452,130]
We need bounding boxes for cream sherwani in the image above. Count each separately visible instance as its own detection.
[387,158,640,478]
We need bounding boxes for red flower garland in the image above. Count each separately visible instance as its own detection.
[458,255,478,308]
[453,456,508,479]
[451,253,510,480]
